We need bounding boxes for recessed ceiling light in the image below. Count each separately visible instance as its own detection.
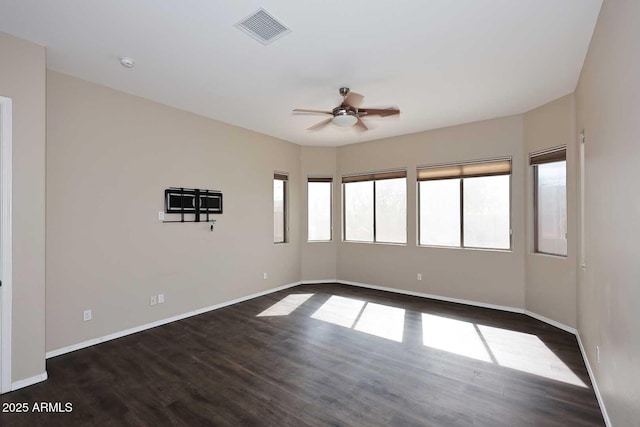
[119,57,135,69]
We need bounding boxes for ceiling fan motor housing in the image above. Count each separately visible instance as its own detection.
[332,106,358,117]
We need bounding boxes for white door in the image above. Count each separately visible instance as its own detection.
[0,96,12,393]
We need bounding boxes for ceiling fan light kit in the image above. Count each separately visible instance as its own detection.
[293,87,400,132]
[332,112,358,127]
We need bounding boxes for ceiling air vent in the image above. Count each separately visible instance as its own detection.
[235,8,291,45]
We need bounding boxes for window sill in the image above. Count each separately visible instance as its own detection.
[342,240,407,247]
[307,240,333,243]
[417,244,512,253]
[530,251,567,259]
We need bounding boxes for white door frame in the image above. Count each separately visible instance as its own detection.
[0,96,13,393]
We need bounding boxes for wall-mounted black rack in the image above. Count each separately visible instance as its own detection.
[163,187,223,223]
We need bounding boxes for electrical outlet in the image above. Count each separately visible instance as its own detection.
[150,295,157,306]
[158,211,165,221]
[158,293,165,304]
[596,346,600,363]
[263,272,268,280]
[417,273,422,281]
[83,309,92,321]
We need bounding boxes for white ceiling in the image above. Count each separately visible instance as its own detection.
[0,0,602,146]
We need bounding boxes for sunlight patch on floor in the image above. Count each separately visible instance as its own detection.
[421,313,493,362]
[354,302,405,342]
[257,294,314,317]
[477,324,587,387]
[422,313,587,387]
[259,292,586,386]
[311,295,366,328]
[310,296,405,342]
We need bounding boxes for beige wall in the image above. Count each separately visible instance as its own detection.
[335,116,526,308]
[523,94,577,327]
[45,75,539,355]
[0,33,47,383]
[300,146,338,281]
[575,0,640,424]
[46,71,301,352]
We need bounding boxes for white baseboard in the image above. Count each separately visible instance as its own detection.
[46,281,302,359]
[300,279,338,284]
[523,310,576,334]
[11,372,48,391]
[332,280,525,314]
[577,333,611,427]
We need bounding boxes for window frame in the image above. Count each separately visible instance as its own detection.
[342,170,407,245]
[307,176,333,242]
[273,172,288,244]
[530,146,567,257]
[417,157,512,251]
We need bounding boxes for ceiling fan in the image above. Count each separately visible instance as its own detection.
[293,87,400,132]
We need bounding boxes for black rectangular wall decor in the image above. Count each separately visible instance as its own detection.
[164,187,223,223]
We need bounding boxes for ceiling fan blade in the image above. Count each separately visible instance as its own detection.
[354,117,368,132]
[342,92,364,108]
[307,118,333,130]
[293,109,333,115]
[359,108,400,117]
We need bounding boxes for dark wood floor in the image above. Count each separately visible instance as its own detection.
[0,283,604,426]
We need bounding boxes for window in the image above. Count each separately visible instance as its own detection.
[308,177,332,241]
[531,147,567,256]
[343,170,406,244]
[419,178,460,247]
[344,180,373,242]
[274,172,288,243]
[418,158,511,250]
